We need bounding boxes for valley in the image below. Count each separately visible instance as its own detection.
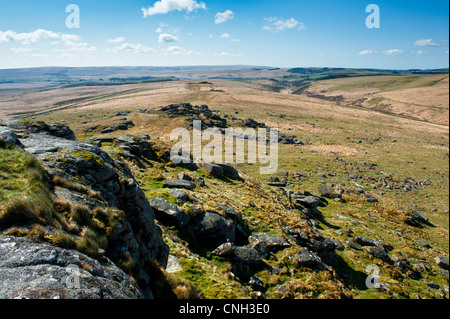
[0,66,448,299]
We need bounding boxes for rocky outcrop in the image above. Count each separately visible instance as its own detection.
[0,119,169,299]
[0,236,142,299]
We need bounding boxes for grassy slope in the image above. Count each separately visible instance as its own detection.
[304,74,449,125]
[29,75,449,299]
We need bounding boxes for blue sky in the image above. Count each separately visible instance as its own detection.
[0,0,448,69]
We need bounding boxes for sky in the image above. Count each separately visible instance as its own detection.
[0,0,448,69]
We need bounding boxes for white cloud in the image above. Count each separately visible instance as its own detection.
[158,33,179,43]
[142,0,206,17]
[263,17,306,32]
[213,52,242,57]
[166,45,202,55]
[155,22,169,34]
[107,37,126,43]
[58,53,76,59]
[383,49,404,56]
[215,10,234,24]
[114,43,154,54]
[0,29,59,44]
[54,46,97,53]
[414,39,441,47]
[0,29,86,46]
[220,33,230,39]
[412,50,428,56]
[359,49,378,55]
[31,53,50,58]
[10,47,37,53]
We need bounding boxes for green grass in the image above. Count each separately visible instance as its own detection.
[0,142,54,228]
[327,75,447,93]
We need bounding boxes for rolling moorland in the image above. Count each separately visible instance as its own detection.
[0,66,448,299]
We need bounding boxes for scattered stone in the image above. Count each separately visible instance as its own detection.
[364,196,379,203]
[213,241,270,266]
[353,236,383,248]
[426,282,440,290]
[0,127,18,144]
[150,197,190,227]
[249,233,291,252]
[190,212,236,245]
[295,195,327,208]
[165,255,183,274]
[435,256,449,270]
[100,120,134,134]
[346,240,363,251]
[416,241,431,249]
[290,248,324,268]
[203,162,224,177]
[193,177,205,186]
[233,241,270,265]
[212,243,236,258]
[318,183,343,200]
[163,179,196,190]
[178,173,193,181]
[439,269,449,279]
[366,246,391,263]
[249,276,265,292]
[217,163,240,179]
[168,189,190,203]
[170,155,198,170]
[411,210,429,224]
[331,239,345,251]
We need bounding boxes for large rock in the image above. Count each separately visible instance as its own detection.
[0,127,18,144]
[318,183,343,200]
[203,162,224,177]
[435,256,449,270]
[0,236,142,299]
[2,119,76,141]
[292,248,325,268]
[163,179,197,190]
[150,197,190,227]
[10,122,170,298]
[170,155,198,170]
[234,241,270,265]
[218,163,240,180]
[249,233,291,252]
[295,196,326,208]
[366,246,391,263]
[353,236,384,248]
[282,226,336,265]
[168,189,190,203]
[212,241,270,265]
[190,212,236,245]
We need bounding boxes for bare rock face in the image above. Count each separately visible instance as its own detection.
[0,236,142,299]
[1,119,169,299]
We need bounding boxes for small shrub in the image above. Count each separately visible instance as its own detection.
[52,175,103,201]
[70,204,92,227]
[4,227,29,237]
[51,231,77,249]
[27,224,47,240]
[75,233,100,258]
[0,197,42,227]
